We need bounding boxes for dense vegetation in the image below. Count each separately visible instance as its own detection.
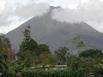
[0,26,103,77]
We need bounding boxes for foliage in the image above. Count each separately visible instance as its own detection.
[71,35,86,48]
[0,26,103,77]
[22,68,86,77]
[79,49,103,58]
[0,34,13,61]
[0,53,8,77]
[55,47,69,65]
[38,44,50,54]
[18,26,39,66]
[19,26,38,52]
[0,34,11,49]
[18,26,53,66]
[94,63,103,77]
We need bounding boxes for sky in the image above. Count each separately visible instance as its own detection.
[0,0,103,34]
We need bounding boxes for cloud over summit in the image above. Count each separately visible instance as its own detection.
[0,0,103,33]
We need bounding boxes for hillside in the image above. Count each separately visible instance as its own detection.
[6,7,103,52]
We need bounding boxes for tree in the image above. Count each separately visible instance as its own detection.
[19,26,38,52]
[71,35,87,55]
[79,49,103,58]
[94,63,103,77]
[0,34,13,61]
[18,26,38,66]
[37,44,56,65]
[0,34,11,49]
[55,47,69,65]
[0,53,8,77]
[18,26,55,66]
[72,35,86,48]
[38,44,50,54]
[0,34,15,76]
[78,49,103,76]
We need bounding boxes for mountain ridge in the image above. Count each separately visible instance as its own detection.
[6,7,103,52]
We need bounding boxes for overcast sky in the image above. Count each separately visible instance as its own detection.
[0,0,103,34]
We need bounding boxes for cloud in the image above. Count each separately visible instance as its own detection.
[52,0,103,22]
[0,0,50,34]
[51,0,103,32]
[0,0,103,33]
[52,8,82,23]
[0,0,6,14]
[15,3,50,18]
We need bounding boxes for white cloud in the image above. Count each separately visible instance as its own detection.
[0,0,6,14]
[51,0,103,32]
[52,8,82,23]
[49,0,79,9]
[0,0,50,34]
[15,3,50,18]
[0,0,103,33]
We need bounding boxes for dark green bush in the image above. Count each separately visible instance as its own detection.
[94,63,103,77]
[22,68,86,77]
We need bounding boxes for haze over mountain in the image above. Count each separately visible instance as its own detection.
[6,7,103,52]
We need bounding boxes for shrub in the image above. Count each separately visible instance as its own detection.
[94,63,103,77]
[22,68,86,77]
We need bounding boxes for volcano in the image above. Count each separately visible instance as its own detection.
[6,7,103,52]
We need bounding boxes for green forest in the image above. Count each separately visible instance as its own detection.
[0,26,103,77]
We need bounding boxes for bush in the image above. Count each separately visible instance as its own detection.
[94,63,103,77]
[22,68,86,77]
